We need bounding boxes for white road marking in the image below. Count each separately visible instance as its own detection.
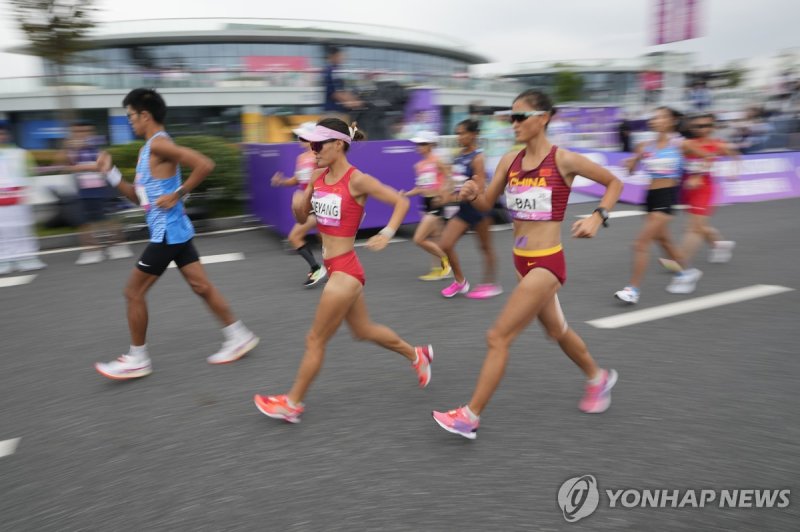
[0,275,36,288]
[489,224,513,232]
[576,210,645,219]
[587,285,795,329]
[168,252,245,268]
[196,226,264,237]
[354,237,408,247]
[37,246,87,256]
[575,205,690,220]
[37,227,264,256]
[0,438,20,458]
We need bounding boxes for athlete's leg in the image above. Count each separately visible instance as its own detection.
[123,268,160,345]
[629,212,671,286]
[413,213,447,260]
[467,269,561,415]
[653,213,685,268]
[179,261,236,326]
[538,294,600,379]
[287,272,362,404]
[682,213,722,263]
[473,216,497,284]
[439,217,470,283]
[345,292,415,360]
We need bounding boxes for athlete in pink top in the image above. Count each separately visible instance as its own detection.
[271,122,327,288]
[432,90,623,440]
[254,118,434,424]
[405,131,452,281]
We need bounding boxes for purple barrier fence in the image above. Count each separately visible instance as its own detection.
[572,151,800,205]
[245,141,426,237]
[246,143,800,237]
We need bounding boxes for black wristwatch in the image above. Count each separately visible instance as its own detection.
[593,207,609,228]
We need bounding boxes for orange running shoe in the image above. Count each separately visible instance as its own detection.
[412,344,434,387]
[254,394,304,423]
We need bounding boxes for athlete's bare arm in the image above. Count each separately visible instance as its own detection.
[624,142,647,174]
[557,149,623,238]
[96,151,139,204]
[350,171,409,251]
[294,168,325,224]
[460,151,516,212]
[271,171,298,187]
[149,136,214,210]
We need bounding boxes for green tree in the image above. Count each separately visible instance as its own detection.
[553,70,584,103]
[11,0,97,124]
[107,136,244,216]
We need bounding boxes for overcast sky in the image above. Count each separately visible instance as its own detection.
[0,0,798,78]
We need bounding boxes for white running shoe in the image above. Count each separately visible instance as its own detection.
[614,286,640,304]
[95,354,153,380]
[15,258,47,271]
[666,268,703,294]
[708,241,735,264]
[303,265,327,288]
[76,250,105,265]
[207,332,260,364]
[106,244,134,260]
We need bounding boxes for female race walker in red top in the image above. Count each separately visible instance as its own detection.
[254,118,434,423]
[432,90,623,439]
[679,113,740,265]
[271,122,327,288]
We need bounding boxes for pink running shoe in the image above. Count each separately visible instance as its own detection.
[412,344,434,387]
[465,283,503,300]
[432,406,479,440]
[254,394,304,423]
[441,279,470,298]
[579,369,618,414]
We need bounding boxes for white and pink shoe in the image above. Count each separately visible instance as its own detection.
[441,279,470,298]
[579,369,618,414]
[465,283,503,300]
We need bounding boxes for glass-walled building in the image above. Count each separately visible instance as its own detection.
[0,18,521,147]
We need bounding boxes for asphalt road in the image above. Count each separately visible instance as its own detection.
[1,198,798,531]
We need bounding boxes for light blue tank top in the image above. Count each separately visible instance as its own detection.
[135,131,195,244]
[640,137,683,180]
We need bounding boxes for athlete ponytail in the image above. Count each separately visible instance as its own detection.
[457,118,481,134]
[316,117,366,151]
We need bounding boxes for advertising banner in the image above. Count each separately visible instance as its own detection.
[653,0,702,45]
[573,150,800,205]
[247,140,425,237]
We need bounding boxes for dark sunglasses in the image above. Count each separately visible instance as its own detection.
[694,123,714,129]
[494,110,547,124]
[310,139,336,153]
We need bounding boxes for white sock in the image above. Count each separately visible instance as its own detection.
[286,397,301,409]
[412,350,420,364]
[588,370,605,385]
[223,320,247,340]
[129,344,148,360]
[464,406,479,421]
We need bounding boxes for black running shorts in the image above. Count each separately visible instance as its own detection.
[136,239,200,276]
[645,186,679,215]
